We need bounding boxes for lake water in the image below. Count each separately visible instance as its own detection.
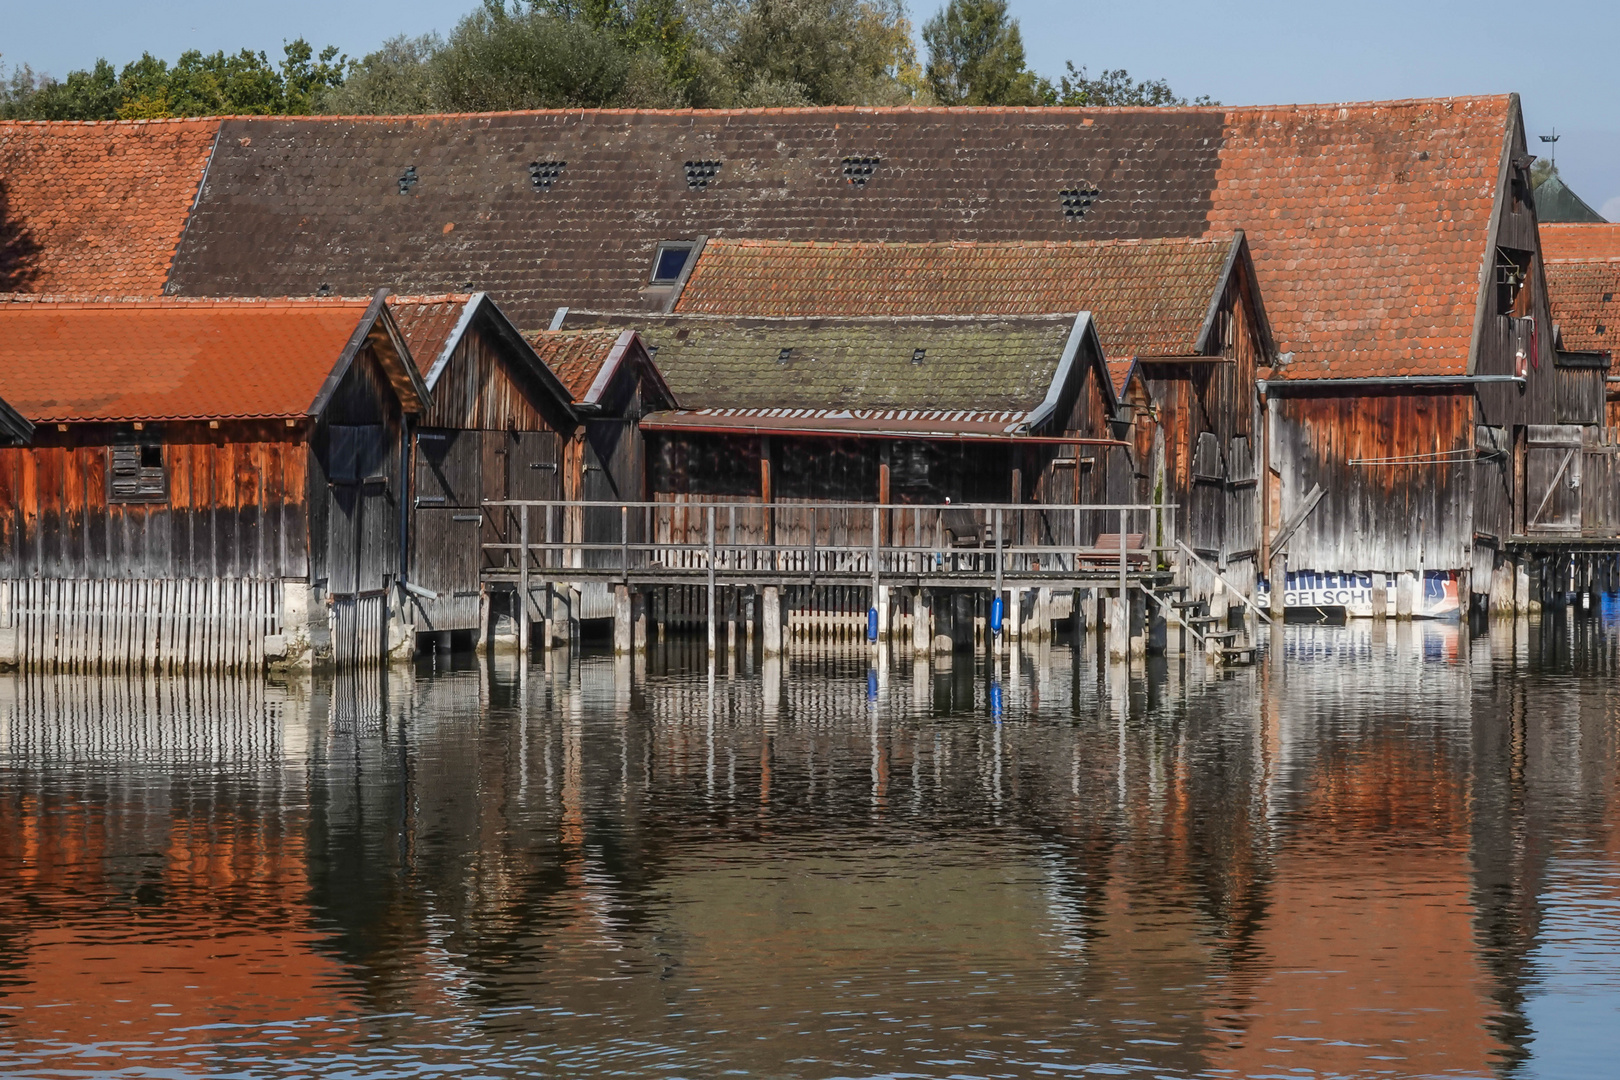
[2,615,1619,1079]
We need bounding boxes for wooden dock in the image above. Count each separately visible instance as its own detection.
[471,499,1241,659]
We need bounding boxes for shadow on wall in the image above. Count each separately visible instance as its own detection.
[0,179,41,292]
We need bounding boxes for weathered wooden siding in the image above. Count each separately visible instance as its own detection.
[309,344,406,595]
[420,323,572,432]
[1272,391,1474,572]
[1134,273,1264,577]
[0,423,309,580]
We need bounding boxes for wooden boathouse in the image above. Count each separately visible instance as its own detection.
[387,293,579,641]
[8,95,1608,625]
[530,310,1150,649]
[659,234,1275,615]
[0,293,428,671]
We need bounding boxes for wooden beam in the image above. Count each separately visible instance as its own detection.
[1270,483,1325,554]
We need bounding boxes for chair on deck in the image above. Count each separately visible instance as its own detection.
[941,507,990,548]
[1079,532,1151,570]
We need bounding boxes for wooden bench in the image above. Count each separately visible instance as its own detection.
[1076,532,1151,569]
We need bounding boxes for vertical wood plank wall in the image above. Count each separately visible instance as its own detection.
[0,423,308,671]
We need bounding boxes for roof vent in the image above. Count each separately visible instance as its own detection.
[684,160,722,189]
[1060,184,1099,218]
[778,347,793,364]
[1605,293,1615,303]
[529,160,565,190]
[316,283,332,297]
[398,165,418,196]
[842,156,880,186]
[911,348,926,365]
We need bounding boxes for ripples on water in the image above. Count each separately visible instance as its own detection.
[2,614,1620,1079]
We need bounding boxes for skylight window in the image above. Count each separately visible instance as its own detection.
[529,160,565,190]
[1060,184,1099,218]
[842,156,881,186]
[650,242,695,284]
[684,160,722,189]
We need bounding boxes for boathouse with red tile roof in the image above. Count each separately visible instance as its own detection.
[386,293,579,635]
[2,96,1609,608]
[0,293,428,669]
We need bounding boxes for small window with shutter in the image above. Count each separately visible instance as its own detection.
[109,441,168,503]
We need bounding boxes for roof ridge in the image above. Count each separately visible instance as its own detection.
[706,235,1234,251]
[0,294,373,308]
[0,95,1511,129]
[0,117,223,130]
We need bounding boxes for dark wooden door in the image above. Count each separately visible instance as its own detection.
[480,429,564,571]
[1525,425,1583,536]
[1189,430,1225,557]
[328,424,393,597]
[410,428,483,630]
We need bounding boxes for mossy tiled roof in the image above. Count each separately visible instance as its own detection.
[591,314,1079,412]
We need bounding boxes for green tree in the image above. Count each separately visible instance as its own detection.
[316,35,439,115]
[921,0,1040,106]
[0,41,343,120]
[1046,61,1211,107]
[721,0,923,107]
[429,2,681,110]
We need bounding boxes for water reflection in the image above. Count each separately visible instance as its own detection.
[2,614,1620,1078]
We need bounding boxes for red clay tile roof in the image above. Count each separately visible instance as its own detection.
[1544,260,1620,354]
[0,298,374,422]
[388,294,474,378]
[526,329,627,400]
[1206,99,1510,379]
[0,119,220,296]
[1540,223,1620,263]
[3,99,1513,380]
[673,236,1232,357]
[1106,359,1135,398]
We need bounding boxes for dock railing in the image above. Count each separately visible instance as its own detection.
[480,500,1177,590]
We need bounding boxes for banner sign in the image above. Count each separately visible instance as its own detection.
[1257,570,1460,619]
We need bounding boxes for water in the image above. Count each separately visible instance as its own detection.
[2,614,1620,1079]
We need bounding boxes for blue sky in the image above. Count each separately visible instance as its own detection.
[5,0,1619,215]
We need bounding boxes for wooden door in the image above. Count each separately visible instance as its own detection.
[508,430,562,573]
[583,421,632,571]
[1525,424,1583,535]
[410,428,482,630]
[328,424,393,597]
[1189,430,1225,557]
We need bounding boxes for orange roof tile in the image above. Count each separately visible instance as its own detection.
[526,329,626,401]
[1544,260,1620,354]
[0,119,220,296]
[674,237,1233,358]
[0,298,375,422]
[1106,359,1135,398]
[1207,98,1511,379]
[388,294,475,377]
[1540,223,1620,263]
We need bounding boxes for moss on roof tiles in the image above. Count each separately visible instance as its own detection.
[629,315,1077,412]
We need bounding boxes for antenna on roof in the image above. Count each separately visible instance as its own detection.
[1538,128,1560,170]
